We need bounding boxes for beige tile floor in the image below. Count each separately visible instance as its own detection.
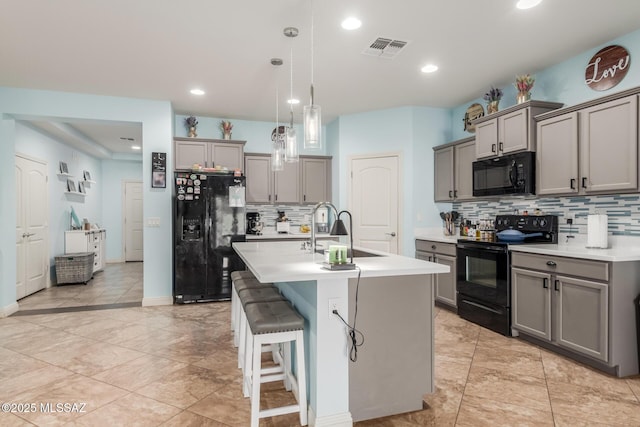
[2,263,639,426]
[18,262,143,311]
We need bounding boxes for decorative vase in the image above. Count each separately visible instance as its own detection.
[188,126,197,138]
[487,100,499,114]
[516,91,531,104]
[223,132,231,140]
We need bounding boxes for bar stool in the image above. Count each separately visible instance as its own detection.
[230,270,256,332]
[237,286,286,371]
[232,278,265,347]
[244,300,307,427]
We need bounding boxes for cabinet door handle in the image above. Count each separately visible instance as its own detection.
[449,190,453,198]
[275,194,278,202]
[554,279,559,291]
[582,177,587,189]
[499,142,503,152]
[491,143,496,153]
[543,278,549,289]
[570,178,576,190]
[433,256,438,263]
[546,261,557,267]
[431,244,437,250]
[453,190,458,198]
[304,195,306,202]
[268,194,271,202]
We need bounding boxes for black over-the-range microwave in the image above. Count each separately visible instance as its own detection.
[472,151,535,197]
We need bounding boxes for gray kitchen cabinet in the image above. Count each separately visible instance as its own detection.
[579,94,638,194]
[536,93,639,196]
[174,138,245,171]
[274,161,300,203]
[415,239,457,308]
[244,154,273,203]
[536,112,579,195]
[511,253,609,364]
[433,137,474,202]
[245,153,331,204]
[473,101,563,159]
[301,157,332,204]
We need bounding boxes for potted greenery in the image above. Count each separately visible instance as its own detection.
[185,116,198,137]
[483,86,503,114]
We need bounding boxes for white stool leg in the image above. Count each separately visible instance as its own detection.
[295,330,308,426]
[250,334,263,427]
[231,281,237,332]
[238,307,247,369]
[243,325,254,398]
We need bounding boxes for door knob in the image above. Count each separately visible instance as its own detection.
[386,232,397,237]
[22,232,35,238]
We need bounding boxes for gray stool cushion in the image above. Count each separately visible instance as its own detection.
[234,278,271,293]
[231,270,255,282]
[245,301,304,335]
[239,287,285,307]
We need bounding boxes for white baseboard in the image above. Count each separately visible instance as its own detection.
[142,296,173,307]
[1,302,19,318]
[309,407,353,427]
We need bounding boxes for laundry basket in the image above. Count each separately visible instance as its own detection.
[55,252,94,285]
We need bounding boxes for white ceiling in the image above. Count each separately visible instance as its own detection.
[2,0,639,155]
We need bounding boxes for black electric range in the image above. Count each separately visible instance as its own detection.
[455,215,558,336]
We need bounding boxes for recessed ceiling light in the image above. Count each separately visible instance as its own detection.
[341,17,362,30]
[190,88,205,95]
[421,64,438,73]
[287,98,300,105]
[131,145,141,150]
[516,0,542,9]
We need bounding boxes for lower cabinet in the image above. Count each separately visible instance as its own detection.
[512,253,609,363]
[415,239,457,308]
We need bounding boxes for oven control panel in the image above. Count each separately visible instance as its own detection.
[495,215,558,233]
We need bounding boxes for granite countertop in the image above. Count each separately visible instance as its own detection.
[232,241,449,283]
[413,229,640,262]
[246,230,333,240]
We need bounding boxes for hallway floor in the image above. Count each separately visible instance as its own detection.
[2,263,639,426]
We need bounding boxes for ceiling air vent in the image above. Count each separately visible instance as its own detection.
[362,37,409,59]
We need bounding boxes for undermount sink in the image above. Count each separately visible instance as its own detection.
[315,248,385,258]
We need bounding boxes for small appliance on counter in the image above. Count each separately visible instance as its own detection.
[315,207,329,233]
[276,211,290,234]
[246,212,263,235]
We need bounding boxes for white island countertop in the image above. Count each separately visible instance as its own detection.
[233,241,449,283]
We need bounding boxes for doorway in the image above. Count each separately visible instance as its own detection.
[15,154,49,299]
[349,153,401,254]
[124,181,144,261]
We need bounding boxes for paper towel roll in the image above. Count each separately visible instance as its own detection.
[587,214,608,248]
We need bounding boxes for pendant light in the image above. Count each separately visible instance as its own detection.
[304,0,321,150]
[284,27,299,163]
[271,58,284,171]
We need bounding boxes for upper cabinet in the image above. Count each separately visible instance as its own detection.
[537,92,639,196]
[301,157,332,203]
[434,137,475,202]
[473,101,563,159]
[174,137,245,171]
[245,154,332,205]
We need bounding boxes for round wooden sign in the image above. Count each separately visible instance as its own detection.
[463,103,484,133]
[585,45,630,91]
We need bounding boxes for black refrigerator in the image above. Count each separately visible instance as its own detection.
[173,172,246,303]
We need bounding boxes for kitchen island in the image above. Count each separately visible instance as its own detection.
[232,241,449,426]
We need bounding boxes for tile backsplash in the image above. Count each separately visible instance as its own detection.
[246,205,315,231]
[452,195,640,236]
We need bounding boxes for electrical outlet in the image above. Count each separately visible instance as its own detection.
[566,212,575,224]
[328,298,341,319]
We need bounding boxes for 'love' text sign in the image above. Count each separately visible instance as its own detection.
[585,45,630,91]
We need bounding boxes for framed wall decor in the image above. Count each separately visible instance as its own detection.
[152,152,167,188]
[67,178,76,193]
[59,161,69,174]
[83,170,92,181]
[463,103,485,133]
[78,181,86,194]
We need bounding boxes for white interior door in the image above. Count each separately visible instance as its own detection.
[15,154,49,299]
[350,154,400,254]
[124,181,144,262]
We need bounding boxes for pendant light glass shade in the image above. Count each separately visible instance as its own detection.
[285,125,299,162]
[271,137,284,171]
[303,102,321,149]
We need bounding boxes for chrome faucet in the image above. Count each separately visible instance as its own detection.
[311,201,339,254]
